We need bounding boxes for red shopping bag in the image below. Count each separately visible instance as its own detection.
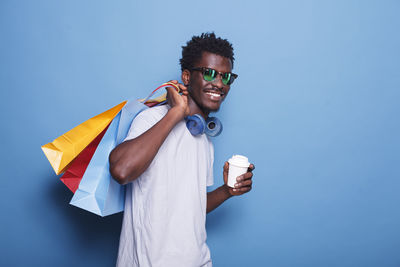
[60,125,110,193]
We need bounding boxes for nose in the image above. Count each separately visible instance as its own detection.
[211,73,225,88]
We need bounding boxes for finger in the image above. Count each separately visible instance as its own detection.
[177,83,187,91]
[166,86,179,106]
[234,179,252,188]
[167,80,187,93]
[166,87,172,106]
[166,86,179,96]
[243,171,253,180]
[232,186,251,193]
[165,81,182,93]
[223,161,229,172]
[236,172,253,182]
[239,186,252,193]
[181,89,189,96]
[179,86,188,95]
[248,164,255,171]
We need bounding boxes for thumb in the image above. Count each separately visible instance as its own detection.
[166,86,179,106]
[223,162,229,184]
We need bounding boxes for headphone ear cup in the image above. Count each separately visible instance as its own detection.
[185,114,206,136]
[205,117,223,137]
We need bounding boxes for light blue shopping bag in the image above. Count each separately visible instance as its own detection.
[70,100,148,216]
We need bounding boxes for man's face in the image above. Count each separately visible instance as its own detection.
[186,51,233,113]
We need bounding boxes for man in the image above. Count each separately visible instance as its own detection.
[109,33,255,267]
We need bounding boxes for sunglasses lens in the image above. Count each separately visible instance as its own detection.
[203,68,216,82]
[222,72,232,85]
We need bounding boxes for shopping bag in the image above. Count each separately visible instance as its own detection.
[42,82,179,216]
[58,82,178,192]
[41,101,127,175]
[69,100,148,216]
[59,98,149,193]
[60,125,110,193]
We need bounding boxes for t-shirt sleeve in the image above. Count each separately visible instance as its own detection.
[206,141,214,187]
[124,109,160,141]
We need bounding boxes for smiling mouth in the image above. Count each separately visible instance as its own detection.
[204,89,225,101]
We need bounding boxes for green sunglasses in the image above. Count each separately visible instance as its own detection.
[191,67,238,85]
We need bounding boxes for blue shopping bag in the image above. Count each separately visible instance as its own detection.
[70,100,148,216]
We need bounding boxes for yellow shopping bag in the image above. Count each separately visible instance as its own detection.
[41,101,127,175]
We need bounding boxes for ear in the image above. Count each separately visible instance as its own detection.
[181,69,191,86]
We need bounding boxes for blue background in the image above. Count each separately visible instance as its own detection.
[1,0,399,266]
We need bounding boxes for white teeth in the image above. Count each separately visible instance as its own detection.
[206,92,221,97]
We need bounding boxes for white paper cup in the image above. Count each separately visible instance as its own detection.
[227,155,250,188]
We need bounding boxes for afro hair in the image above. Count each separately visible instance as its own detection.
[180,32,235,71]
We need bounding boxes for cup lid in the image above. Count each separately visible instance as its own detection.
[228,155,250,168]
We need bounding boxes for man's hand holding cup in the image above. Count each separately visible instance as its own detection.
[223,155,255,196]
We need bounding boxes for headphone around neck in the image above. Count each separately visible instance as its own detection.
[185,114,223,137]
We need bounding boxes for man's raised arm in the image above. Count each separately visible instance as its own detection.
[109,82,189,185]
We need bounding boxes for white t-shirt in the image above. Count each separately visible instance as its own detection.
[116,104,214,267]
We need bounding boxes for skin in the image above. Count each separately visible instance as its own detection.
[109,51,255,213]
